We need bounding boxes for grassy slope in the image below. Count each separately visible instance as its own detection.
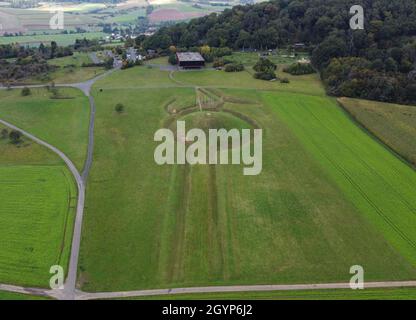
[228,51,308,66]
[79,66,416,292]
[46,52,106,84]
[263,92,416,267]
[105,8,146,24]
[94,66,177,89]
[0,87,89,171]
[0,125,76,287]
[78,86,195,290]
[338,97,416,167]
[172,69,324,96]
[0,290,49,300]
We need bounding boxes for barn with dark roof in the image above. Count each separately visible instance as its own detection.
[176,52,205,69]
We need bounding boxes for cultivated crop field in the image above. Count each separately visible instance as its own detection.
[0,125,76,288]
[339,97,416,167]
[0,7,99,36]
[77,64,416,292]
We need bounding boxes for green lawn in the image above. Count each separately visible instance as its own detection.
[11,52,105,84]
[338,97,416,167]
[45,52,106,84]
[94,66,177,89]
[263,92,416,266]
[0,87,89,171]
[171,69,325,96]
[227,51,309,67]
[145,56,170,66]
[78,67,416,292]
[48,52,93,68]
[0,126,76,288]
[0,290,49,300]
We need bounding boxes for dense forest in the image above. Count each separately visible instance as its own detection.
[141,0,416,104]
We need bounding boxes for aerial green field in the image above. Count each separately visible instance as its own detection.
[0,290,50,300]
[263,91,416,267]
[339,97,416,167]
[104,8,146,24]
[145,56,170,66]
[46,52,106,84]
[227,51,308,66]
[125,287,416,300]
[78,65,416,292]
[171,69,325,96]
[0,125,76,288]
[0,32,106,47]
[0,87,89,171]
[94,66,178,89]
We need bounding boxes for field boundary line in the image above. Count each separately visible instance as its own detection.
[76,281,416,300]
[2,280,416,300]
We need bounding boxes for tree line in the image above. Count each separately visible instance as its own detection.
[140,0,416,105]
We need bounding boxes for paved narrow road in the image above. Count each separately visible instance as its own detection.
[2,280,416,300]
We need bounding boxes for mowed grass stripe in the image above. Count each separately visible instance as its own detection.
[264,92,416,266]
[0,165,76,287]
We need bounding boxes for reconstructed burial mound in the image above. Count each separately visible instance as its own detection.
[170,111,254,135]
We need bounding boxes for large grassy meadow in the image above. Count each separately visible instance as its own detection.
[171,69,325,96]
[263,92,416,267]
[0,290,50,300]
[0,125,76,287]
[46,52,106,84]
[339,97,416,167]
[0,87,89,171]
[78,65,416,292]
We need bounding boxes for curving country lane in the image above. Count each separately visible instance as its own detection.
[0,69,117,299]
[0,118,85,300]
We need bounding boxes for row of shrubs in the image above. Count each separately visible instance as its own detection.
[1,128,23,144]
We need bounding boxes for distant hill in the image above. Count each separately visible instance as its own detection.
[142,0,416,105]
